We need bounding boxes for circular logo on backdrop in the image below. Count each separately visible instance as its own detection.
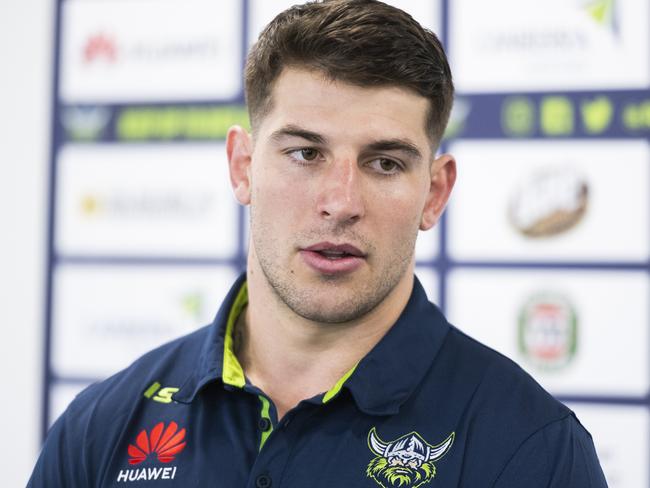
[508,166,589,238]
[518,293,578,370]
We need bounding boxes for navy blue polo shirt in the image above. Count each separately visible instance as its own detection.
[29,274,607,487]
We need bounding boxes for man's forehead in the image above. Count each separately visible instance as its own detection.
[256,67,432,151]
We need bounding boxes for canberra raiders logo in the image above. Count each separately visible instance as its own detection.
[366,428,454,488]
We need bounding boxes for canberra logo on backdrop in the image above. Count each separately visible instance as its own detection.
[116,421,186,483]
[582,0,618,35]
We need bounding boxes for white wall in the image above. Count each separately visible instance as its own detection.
[0,0,52,485]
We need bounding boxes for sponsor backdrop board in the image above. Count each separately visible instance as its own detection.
[447,139,650,262]
[414,267,440,308]
[415,226,440,262]
[568,403,650,488]
[51,265,237,378]
[449,0,650,92]
[56,144,238,258]
[446,268,650,397]
[44,1,650,486]
[60,0,243,103]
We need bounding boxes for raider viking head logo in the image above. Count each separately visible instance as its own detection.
[366,428,454,488]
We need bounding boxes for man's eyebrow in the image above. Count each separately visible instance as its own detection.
[269,127,423,160]
[270,125,328,145]
[365,139,423,160]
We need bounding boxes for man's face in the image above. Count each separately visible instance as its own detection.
[229,68,454,323]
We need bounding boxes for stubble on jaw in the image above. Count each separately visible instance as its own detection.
[249,208,417,325]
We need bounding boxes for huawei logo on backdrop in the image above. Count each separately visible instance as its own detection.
[128,421,186,464]
[83,33,118,64]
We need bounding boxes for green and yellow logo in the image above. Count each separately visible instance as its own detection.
[581,96,613,134]
[143,382,180,404]
[583,0,617,34]
[366,428,454,488]
[623,100,650,132]
[117,105,249,141]
[502,97,535,137]
[540,97,574,136]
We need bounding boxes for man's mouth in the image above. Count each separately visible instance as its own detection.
[299,243,365,274]
[303,243,364,259]
[319,250,348,259]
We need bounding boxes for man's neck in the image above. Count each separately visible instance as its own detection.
[236,263,414,420]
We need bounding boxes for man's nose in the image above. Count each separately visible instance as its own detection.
[315,157,365,224]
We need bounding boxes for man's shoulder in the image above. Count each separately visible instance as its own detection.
[65,323,212,425]
[427,323,585,478]
[30,325,215,487]
[440,324,569,419]
[409,322,603,485]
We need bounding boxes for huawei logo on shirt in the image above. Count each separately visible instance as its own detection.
[128,421,186,464]
[117,422,186,483]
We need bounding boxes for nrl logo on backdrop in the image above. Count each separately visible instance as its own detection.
[61,106,111,141]
[518,293,578,370]
[366,428,454,488]
[508,165,589,238]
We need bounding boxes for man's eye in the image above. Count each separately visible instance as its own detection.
[288,148,320,162]
[301,148,319,160]
[368,158,401,174]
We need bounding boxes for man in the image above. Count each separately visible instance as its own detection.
[30,1,608,486]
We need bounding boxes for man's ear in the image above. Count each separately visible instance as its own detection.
[226,125,253,205]
[420,153,456,230]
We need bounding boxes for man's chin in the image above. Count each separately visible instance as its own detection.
[275,280,373,323]
[255,251,405,324]
[289,298,375,324]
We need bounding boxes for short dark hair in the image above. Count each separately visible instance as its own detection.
[245,0,454,147]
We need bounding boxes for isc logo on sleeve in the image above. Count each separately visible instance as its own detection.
[143,382,180,404]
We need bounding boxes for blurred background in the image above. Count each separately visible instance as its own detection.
[3,0,650,485]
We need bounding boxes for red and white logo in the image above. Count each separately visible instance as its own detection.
[128,421,186,465]
[83,33,118,64]
[117,422,186,483]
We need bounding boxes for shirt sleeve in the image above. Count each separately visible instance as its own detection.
[27,395,93,488]
[491,413,608,488]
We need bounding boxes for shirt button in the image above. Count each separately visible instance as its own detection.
[255,474,272,488]
[258,418,272,431]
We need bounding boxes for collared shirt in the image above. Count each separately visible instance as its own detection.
[29,274,608,487]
